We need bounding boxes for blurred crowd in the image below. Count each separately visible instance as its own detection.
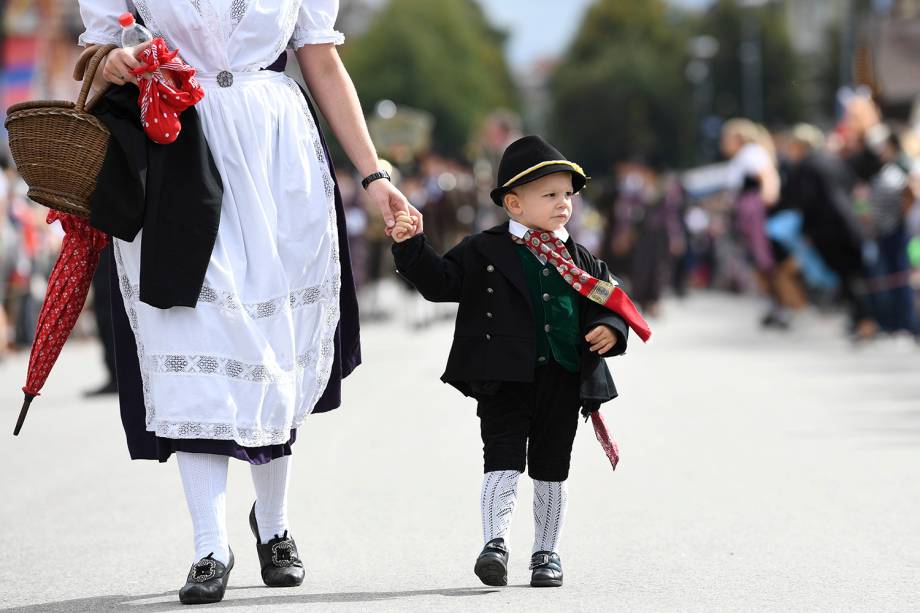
[0,156,66,359]
[2,91,920,354]
[339,93,920,344]
[584,90,920,343]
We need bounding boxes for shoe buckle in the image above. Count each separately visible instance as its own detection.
[271,540,297,567]
[530,553,551,569]
[189,557,218,583]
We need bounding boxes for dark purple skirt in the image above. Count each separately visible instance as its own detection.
[108,81,361,465]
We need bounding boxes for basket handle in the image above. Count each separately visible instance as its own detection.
[76,44,118,114]
[73,44,100,81]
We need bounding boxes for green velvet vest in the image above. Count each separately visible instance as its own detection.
[515,244,581,373]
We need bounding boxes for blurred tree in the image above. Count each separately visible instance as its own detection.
[699,0,805,126]
[815,17,843,123]
[548,0,696,173]
[341,0,518,158]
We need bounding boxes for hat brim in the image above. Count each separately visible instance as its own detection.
[491,164,588,206]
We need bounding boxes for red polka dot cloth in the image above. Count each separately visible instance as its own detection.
[132,38,205,145]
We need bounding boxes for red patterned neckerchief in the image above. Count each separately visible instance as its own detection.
[511,229,652,342]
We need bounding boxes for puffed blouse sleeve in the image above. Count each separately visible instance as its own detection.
[77,0,129,47]
[289,0,345,49]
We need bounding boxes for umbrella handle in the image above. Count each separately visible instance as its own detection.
[13,394,36,436]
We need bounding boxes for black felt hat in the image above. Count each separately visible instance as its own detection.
[490,135,588,206]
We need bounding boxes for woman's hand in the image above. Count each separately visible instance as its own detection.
[365,179,423,237]
[101,40,153,86]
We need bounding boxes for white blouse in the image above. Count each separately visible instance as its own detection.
[78,0,344,72]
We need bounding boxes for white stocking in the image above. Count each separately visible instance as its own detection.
[250,455,291,542]
[176,452,230,565]
[481,470,521,545]
[532,480,567,554]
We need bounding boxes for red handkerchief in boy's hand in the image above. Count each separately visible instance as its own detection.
[132,38,205,145]
[590,411,620,471]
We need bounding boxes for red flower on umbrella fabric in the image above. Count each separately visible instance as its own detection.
[132,38,205,145]
[13,211,109,435]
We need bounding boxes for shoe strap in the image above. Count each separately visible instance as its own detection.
[529,552,558,569]
[483,538,508,554]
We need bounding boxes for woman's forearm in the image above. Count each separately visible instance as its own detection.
[295,45,380,178]
[759,167,780,206]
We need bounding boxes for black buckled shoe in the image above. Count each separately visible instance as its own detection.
[249,502,305,587]
[529,551,563,587]
[178,549,234,605]
[474,538,509,586]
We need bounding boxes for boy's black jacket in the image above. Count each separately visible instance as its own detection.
[392,222,629,410]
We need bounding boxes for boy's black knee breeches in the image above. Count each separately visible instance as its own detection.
[477,362,581,482]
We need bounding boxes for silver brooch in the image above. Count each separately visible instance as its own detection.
[217,70,234,88]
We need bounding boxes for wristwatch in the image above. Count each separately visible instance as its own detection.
[361,170,391,190]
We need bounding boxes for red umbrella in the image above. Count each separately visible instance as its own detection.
[13,211,109,435]
[590,411,620,471]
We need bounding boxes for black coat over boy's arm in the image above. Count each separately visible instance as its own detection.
[391,234,469,303]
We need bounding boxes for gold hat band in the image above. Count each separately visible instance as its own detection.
[501,160,587,188]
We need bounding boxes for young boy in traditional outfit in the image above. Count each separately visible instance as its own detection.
[391,135,651,587]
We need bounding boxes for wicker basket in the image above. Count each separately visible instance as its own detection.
[4,45,117,219]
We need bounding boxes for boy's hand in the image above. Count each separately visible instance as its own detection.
[585,325,618,354]
[392,212,418,243]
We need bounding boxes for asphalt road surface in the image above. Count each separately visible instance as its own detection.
[1,293,918,612]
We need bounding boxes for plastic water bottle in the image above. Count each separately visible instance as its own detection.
[118,12,153,48]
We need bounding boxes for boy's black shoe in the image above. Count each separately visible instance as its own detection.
[178,549,234,605]
[529,551,563,587]
[474,538,509,586]
[249,502,305,587]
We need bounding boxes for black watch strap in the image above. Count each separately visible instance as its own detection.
[361,170,391,190]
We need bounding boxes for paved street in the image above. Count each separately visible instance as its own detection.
[0,292,918,612]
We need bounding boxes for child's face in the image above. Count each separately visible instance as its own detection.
[503,172,575,233]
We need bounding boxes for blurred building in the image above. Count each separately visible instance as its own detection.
[857,0,920,120]
[1,1,85,154]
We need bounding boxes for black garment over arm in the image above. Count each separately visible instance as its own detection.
[90,84,223,309]
[392,233,469,302]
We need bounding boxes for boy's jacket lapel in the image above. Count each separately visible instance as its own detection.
[477,222,531,303]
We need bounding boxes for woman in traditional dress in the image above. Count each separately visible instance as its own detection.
[721,118,783,325]
[78,0,419,604]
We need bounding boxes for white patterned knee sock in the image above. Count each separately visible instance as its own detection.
[176,452,230,565]
[250,455,291,542]
[533,480,568,554]
[481,470,521,545]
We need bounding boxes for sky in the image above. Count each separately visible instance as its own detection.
[478,0,715,68]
